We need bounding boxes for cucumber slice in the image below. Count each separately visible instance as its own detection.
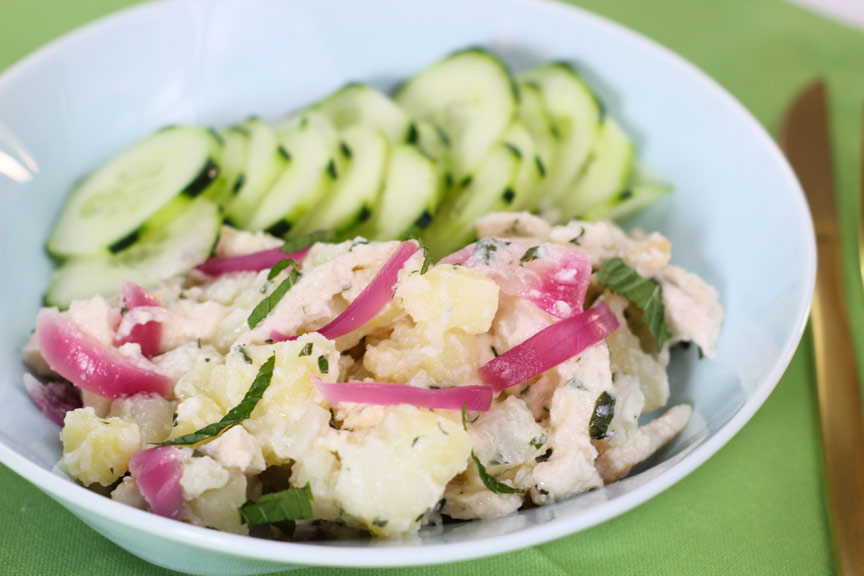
[313,83,410,145]
[291,126,389,236]
[557,117,634,220]
[516,81,557,210]
[364,144,443,241]
[580,183,671,222]
[47,126,221,257]
[225,118,287,228]
[245,112,337,234]
[409,120,450,164]
[501,121,543,211]
[46,199,221,308]
[519,63,601,208]
[213,126,250,204]
[421,142,521,259]
[395,48,517,181]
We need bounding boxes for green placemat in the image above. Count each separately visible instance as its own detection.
[1,0,863,574]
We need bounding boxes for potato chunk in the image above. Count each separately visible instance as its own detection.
[398,265,499,334]
[335,405,471,536]
[60,407,141,486]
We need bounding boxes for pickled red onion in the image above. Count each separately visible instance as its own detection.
[478,302,619,391]
[312,377,493,411]
[118,281,161,358]
[272,241,418,342]
[195,246,310,276]
[35,308,172,399]
[22,373,82,427]
[129,446,185,520]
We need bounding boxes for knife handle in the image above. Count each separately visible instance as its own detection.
[811,235,864,575]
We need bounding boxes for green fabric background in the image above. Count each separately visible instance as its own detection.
[1,0,863,574]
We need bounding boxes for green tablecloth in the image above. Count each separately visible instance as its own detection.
[1,0,863,574]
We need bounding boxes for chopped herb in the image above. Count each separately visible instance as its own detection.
[565,376,587,391]
[535,448,553,463]
[277,145,291,161]
[266,220,292,238]
[619,189,633,201]
[196,338,201,349]
[240,483,314,526]
[536,486,550,496]
[412,436,420,447]
[268,258,293,281]
[437,422,449,436]
[428,385,441,390]
[237,346,253,364]
[204,357,211,363]
[280,230,334,255]
[160,355,276,446]
[519,245,542,264]
[298,342,313,357]
[461,404,468,431]
[259,281,271,294]
[589,391,616,440]
[569,227,585,245]
[488,456,509,466]
[406,123,419,144]
[459,175,473,188]
[247,262,300,328]
[472,452,524,494]
[171,413,178,428]
[436,498,447,512]
[418,239,431,274]
[501,188,515,205]
[490,345,500,358]
[698,346,705,360]
[317,355,329,374]
[326,159,338,179]
[178,291,187,300]
[192,449,205,458]
[519,386,530,397]
[349,239,369,251]
[529,434,547,449]
[372,518,389,528]
[597,257,672,349]
[472,238,504,265]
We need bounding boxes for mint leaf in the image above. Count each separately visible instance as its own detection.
[160,355,276,446]
[240,484,314,525]
[280,230,334,254]
[597,257,672,349]
[589,391,616,440]
[471,452,524,494]
[248,261,300,328]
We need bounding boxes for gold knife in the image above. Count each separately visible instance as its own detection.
[779,80,864,575]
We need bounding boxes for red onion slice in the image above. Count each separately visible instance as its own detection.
[129,446,185,520]
[478,302,619,392]
[35,308,172,399]
[272,241,418,342]
[312,377,493,411]
[22,373,82,426]
[196,246,310,276]
[441,239,592,318]
[118,281,162,358]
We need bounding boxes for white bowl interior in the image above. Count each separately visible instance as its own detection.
[0,0,814,573]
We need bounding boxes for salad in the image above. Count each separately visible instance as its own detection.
[22,49,722,539]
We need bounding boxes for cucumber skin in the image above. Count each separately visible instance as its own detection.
[47,127,222,258]
[45,199,221,308]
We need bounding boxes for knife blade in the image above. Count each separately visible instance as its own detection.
[779,80,864,576]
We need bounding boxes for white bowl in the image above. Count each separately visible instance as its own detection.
[0,0,815,574]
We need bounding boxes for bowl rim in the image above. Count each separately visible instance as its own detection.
[0,0,816,568]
